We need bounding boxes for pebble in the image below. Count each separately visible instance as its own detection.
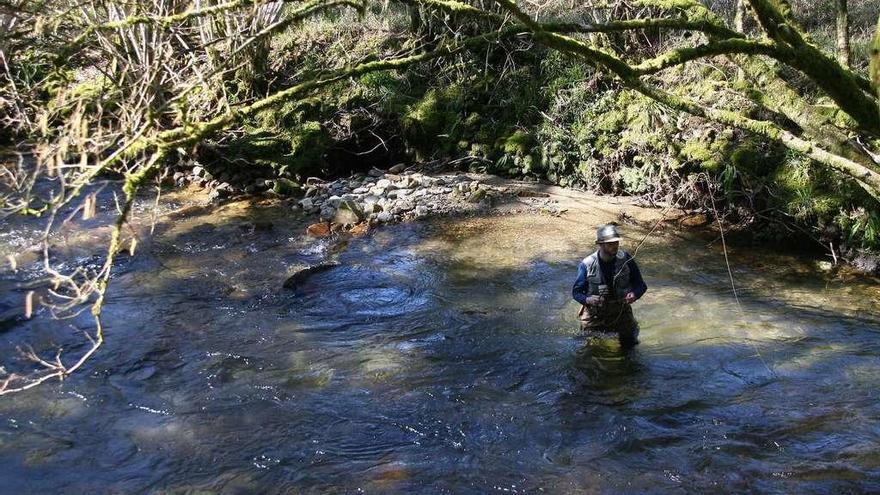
[185,162,564,229]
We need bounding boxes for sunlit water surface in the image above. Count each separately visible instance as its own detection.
[1,193,879,493]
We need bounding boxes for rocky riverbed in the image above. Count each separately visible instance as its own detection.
[168,160,880,276]
[173,162,569,232]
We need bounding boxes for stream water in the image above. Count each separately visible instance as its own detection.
[1,188,879,493]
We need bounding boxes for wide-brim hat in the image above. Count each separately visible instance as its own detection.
[596,224,622,244]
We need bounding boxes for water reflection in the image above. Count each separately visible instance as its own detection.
[572,337,645,400]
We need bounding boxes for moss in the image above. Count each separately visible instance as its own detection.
[219,119,327,177]
[501,130,533,155]
[595,107,626,132]
[681,140,717,172]
[286,120,326,173]
[729,141,763,175]
[47,73,118,116]
[619,166,651,193]
[767,153,859,222]
[811,193,844,216]
[463,112,482,129]
[400,86,463,159]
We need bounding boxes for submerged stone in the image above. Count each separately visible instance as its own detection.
[282,262,341,291]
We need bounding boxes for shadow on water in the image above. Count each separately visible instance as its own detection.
[1,188,879,493]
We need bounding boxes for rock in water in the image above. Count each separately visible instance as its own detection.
[272,178,302,196]
[306,222,331,238]
[333,199,365,226]
[349,222,370,237]
[283,262,341,291]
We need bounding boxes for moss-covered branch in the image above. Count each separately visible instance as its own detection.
[92,27,518,176]
[745,0,879,136]
[491,0,880,199]
[634,38,779,75]
[396,0,742,39]
[736,55,879,175]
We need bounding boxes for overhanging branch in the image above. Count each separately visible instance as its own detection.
[491,0,880,199]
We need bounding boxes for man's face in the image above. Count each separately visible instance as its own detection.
[598,241,619,257]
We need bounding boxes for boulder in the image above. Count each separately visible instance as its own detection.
[207,188,230,202]
[388,188,412,199]
[394,177,417,189]
[327,195,343,207]
[393,200,415,214]
[272,178,302,196]
[320,205,336,219]
[333,199,365,226]
[468,189,486,203]
[363,202,383,214]
[283,262,341,291]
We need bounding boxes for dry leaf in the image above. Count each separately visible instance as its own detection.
[7,255,16,271]
[24,291,34,319]
[82,193,96,220]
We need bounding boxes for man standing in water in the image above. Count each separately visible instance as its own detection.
[572,224,647,348]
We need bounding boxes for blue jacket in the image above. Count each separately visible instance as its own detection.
[572,251,647,306]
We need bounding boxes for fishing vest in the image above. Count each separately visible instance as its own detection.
[582,250,632,300]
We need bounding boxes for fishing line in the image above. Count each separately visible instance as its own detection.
[704,176,776,379]
[603,195,683,325]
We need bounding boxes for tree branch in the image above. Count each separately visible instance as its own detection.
[745,0,878,136]
[491,0,880,199]
[633,38,779,75]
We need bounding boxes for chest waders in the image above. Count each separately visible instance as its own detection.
[577,250,640,348]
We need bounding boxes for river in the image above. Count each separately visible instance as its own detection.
[1,183,879,493]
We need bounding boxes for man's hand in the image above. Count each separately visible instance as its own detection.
[624,292,637,304]
[586,295,604,306]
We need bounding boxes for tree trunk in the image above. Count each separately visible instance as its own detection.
[872,16,880,103]
[836,0,850,68]
[735,0,745,79]
[734,0,745,32]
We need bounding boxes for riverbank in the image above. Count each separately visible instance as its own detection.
[166,159,880,279]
